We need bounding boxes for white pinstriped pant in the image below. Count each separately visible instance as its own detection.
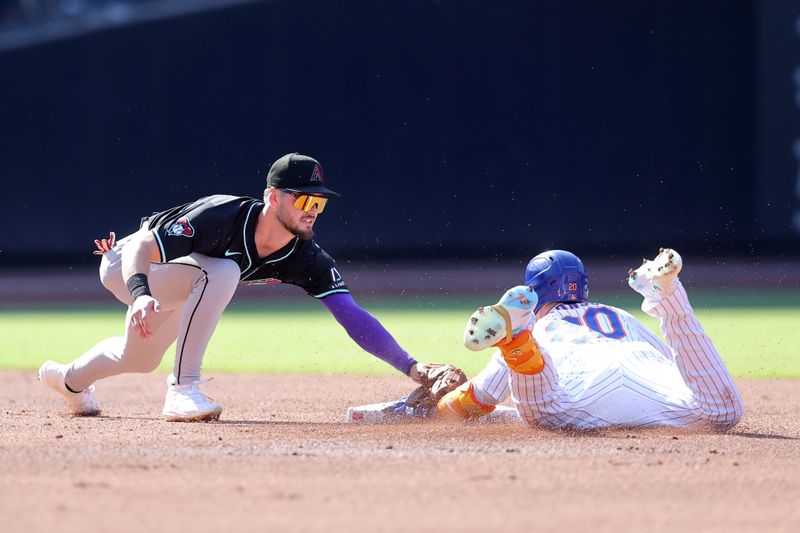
[478,283,744,430]
[65,233,240,391]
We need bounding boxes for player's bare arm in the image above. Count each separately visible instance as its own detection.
[121,229,162,340]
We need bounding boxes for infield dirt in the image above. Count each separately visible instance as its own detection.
[2,372,798,533]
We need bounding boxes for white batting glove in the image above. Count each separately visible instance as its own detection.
[92,231,116,255]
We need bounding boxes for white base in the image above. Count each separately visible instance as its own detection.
[347,401,520,424]
[346,400,417,423]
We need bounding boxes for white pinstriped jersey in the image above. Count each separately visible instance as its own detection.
[472,283,743,430]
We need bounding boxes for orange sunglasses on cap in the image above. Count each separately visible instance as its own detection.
[288,192,328,213]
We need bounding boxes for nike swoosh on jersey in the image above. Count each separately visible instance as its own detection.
[224,250,242,257]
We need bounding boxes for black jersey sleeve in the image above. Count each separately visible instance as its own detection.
[147,197,227,262]
[296,245,350,299]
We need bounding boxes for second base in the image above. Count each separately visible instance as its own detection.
[347,401,520,423]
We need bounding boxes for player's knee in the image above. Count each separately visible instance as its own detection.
[721,400,744,430]
[707,397,743,432]
[216,259,241,284]
[207,260,241,297]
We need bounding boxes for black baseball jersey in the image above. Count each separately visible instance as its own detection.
[144,194,349,299]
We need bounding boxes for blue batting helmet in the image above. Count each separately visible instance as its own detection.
[524,250,589,311]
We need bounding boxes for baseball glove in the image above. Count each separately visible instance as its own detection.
[405,363,468,410]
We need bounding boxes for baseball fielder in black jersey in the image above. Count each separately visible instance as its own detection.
[39,153,436,421]
[146,195,348,297]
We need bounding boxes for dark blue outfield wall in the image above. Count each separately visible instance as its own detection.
[0,0,797,266]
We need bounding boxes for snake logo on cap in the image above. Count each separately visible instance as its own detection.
[310,164,323,182]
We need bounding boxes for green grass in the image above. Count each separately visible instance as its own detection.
[1,291,798,378]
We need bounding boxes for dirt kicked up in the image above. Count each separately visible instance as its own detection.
[2,372,798,533]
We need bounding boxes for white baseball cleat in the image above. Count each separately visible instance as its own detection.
[627,247,683,301]
[464,285,538,351]
[162,379,222,422]
[38,360,101,416]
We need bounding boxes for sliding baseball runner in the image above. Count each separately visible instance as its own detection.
[352,248,743,431]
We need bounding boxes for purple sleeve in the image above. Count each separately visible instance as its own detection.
[320,293,417,375]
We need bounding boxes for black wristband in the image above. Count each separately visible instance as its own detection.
[126,273,152,301]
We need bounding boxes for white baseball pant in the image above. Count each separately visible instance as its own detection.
[65,232,240,391]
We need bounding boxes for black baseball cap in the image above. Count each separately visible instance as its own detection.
[266,153,341,198]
